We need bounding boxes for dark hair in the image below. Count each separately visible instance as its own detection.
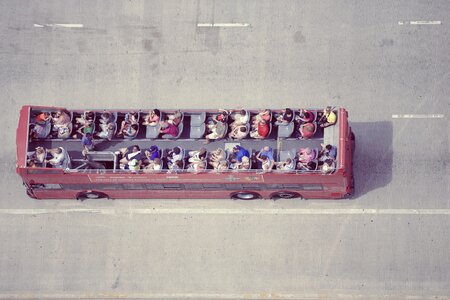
[325,144,332,150]
[239,126,247,133]
[86,111,94,120]
[132,145,140,152]
[85,132,93,138]
[285,108,293,115]
[260,155,268,160]
[131,124,138,130]
[173,147,181,155]
[240,109,246,116]
[325,159,334,165]
[154,109,160,116]
[102,112,110,119]
[307,161,316,169]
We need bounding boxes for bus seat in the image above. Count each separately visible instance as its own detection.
[190,112,206,126]
[57,122,73,139]
[146,124,161,139]
[170,123,183,139]
[190,123,205,139]
[279,148,297,162]
[86,151,117,170]
[277,121,294,138]
[36,121,52,139]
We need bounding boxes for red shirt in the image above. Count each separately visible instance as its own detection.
[258,122,269,138]
[161,123,179,137]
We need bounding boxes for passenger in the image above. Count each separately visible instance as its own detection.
[298,122,316,140]
[230,109,249,126]
[127,159,142,172]
[317,106,337,128]
[256,147,275,172]
[99,111,114,125]
[141,145,160,163]
[320,158,336,174]
[250,119,269,139]
[118,145,141,166]
[275,108,294,125]
[75,111,95,126]
[298,147,317,164]
[52,110,71,129]
[97,122,115,141]
[168,160,183,172]
[188,148,207,163]
[295,109,315,124]
[117,112,138,137]
[33,146,46,164]
[81,132,95,159]
[297,160,318,171]
[251,109,271,127]
[228,124,247,140]
[204,118,226,144]
[122,123,138,138]
[142,109,160,126]
[29,123,48,140]
[143,158,162,172]
[213,109,229,123]
[319,144,337,161]
[229,145,250,169]
[45,147,66,167]
[74,120,94,139]
[168,110,183,126]
[276,158,295,171]
[235,156,250,170]
[167,147,183,165]
[216,160,229,172]
[35,112,51,124]
[208,148,226,169]
[187,159,206,172]
[160,122,179,138]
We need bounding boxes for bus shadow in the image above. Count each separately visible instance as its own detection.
[351,121,393,198]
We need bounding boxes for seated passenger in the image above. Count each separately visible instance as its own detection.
[117,112,138,137]
[230,110,249,126]
[319,144,337,161]
[81,133,95,159]
[167,147,183,165]
[251,109,271,127]
[127,159,142,172]
[122,123,138,138]
[29,123,48,140]
[97,122,115,141]
[228,124,248,140]
[74,120,94,139]
[45,147,66,167]
[168,160,183,172]
[52,110,71,129]
[204,118,226,144]
[229,145,250,169]
[250,119,269,139]
[275,108,294,125]
[297,160,317,171]
[187,159,206,172]
[188,148,207,163]
[75,111,95,126]
[295,109,315,124]
[320,158,336,174]
[160,121,179,138]
[256,146,275,172]
[317,106,337,128]
[232,156,250,170]
[141,145,160,163]
[35,112,51,124]
[298,147,317,164]
[276,158,295,171]
[32,146,46,164]
[143,158,162,172]
[167,110,183,126]
[99,111,114,125]
[208,148,227,169]
[142,109,160,126]
[298,122,316,140]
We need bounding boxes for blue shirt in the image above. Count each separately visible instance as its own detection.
[81,136,93,147]
[259,148,274,161]
[236,147,250,162]
[328,146,337,159]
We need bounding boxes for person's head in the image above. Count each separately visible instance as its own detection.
[240,109,246,116]
[86,111,94,120]
[233,145,241,153]
[55,147,62,154]
[262,146,270,152]
[153,109,160,116]
[43,112,50,118]
[239,126,247,133]
[325,144,332,151]
[85,132,93,139]
[154,158,161,165]
[199,148,207,156]
[173,147,181,155]
[55,110,63,117]
[242,156,250,164]
[285,108,293,116]
[36,146,44,154]
[325,106,332,113]
[102,112,110,119]
[303,123,314,132]
[307,161,316,169]
[259,120,266,125]
[149,145,157,153]
[107,123,114,130]
[305,148,312,155]
[132,145,140,153]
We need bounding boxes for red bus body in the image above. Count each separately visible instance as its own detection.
[16,106,354,200]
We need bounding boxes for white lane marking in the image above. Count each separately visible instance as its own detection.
[197,23,250,27]
[0,292,447,300]
[392,114,444,118]
[1,208,450,215]
[34,23,84,28]
[398,21,441,25]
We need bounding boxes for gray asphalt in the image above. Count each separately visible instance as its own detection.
[0,0,449,299]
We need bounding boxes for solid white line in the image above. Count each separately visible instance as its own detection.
[392,114,444,119]
[1,208,450,215]
[197,23,250,27]
[34,23,84,28]
[398,21,441,25]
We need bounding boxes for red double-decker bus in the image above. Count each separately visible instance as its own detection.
[16,105,354,200]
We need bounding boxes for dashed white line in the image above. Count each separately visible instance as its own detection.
[197,23,250,27]
[398,21,441,25]
[1,208,450,215]
[34,23,84,28]
[392,114,444,119]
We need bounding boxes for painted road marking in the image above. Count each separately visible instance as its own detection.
[392,114,444,119]
[398,21,441,25]
[197,23,250,27]
[34,23,84,28]
[1,208,450,215]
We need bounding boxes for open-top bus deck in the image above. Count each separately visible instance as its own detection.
[17,106,354,200]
